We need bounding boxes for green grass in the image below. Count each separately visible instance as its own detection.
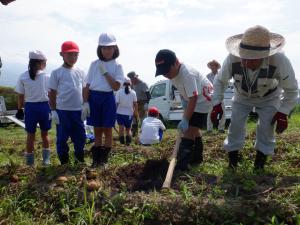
[0,107,299,224]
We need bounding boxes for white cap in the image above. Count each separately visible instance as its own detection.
[29,50,47,60]
[98,33,117,46]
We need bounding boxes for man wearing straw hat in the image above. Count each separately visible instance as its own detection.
[211,25,298,170]
[206,60,225,133]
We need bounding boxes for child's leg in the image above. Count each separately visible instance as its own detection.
[94,127,103,147]
[56,110,71,164]
[69,111,86,162]
[26,133,35,153]
[25,132,35,165]
[103,127,113,147]
[119,125,125,144]
[41,130,51,165]
[125,127,132,146]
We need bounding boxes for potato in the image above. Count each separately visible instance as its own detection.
[87,180,101,191]
[56,176,68,185]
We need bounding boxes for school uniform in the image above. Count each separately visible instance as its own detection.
[15,70,51,133]
[139,117,166,145]
[115,87,137,128]
[48,66,86,159]
[171,63,213,129]
[85,59,124,127]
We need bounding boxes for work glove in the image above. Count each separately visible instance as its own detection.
[210,103,223,124]
[15,109,24,120]
[177,117,189,132]
[51,110,60,125]
[99,63,108,76]
[271,112,288,134]
[81,102,90,121]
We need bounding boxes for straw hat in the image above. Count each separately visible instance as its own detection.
[225,25,285,59]
[207,60,221,69]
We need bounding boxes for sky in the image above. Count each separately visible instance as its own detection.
[0,0,300,88]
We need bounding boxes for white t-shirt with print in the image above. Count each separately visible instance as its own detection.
[15,71,49,102]
[115,87,137,116]
[86,59,124,92]
[171,63,213,113]
[49,66,86,111]
[139,117,166,145]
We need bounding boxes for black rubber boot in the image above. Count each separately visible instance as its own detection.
[119,136,125,144]
[254,150,267,170]
[175,138,194,171]
[91,146,102,167]
[228,150,239,169]
[101,147,111,164]
[190,136,203,165]
[131,123,138,137]
[74,151,85,163]
[59,153,69,165]
[125,135,132,146]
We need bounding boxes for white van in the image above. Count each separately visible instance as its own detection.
[148,80,234,121]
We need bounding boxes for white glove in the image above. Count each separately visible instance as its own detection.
[99,63,108,75]
[81,102,90,121]
[51,110,60,125]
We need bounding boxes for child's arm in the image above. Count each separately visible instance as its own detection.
[49,89,57,110]
[83,84,90,103]
[99,64,121,91]
[17,94,24,110]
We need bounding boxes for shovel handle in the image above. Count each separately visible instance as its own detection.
[162,132,182,189]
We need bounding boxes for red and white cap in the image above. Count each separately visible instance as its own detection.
[29,50,47,60]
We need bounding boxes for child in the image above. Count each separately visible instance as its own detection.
[115,78,138,145]
[15,50,51,166]
[139,107,166,145]
[82,33,124,166]
[48,41,86,165]
[155,49,213,170]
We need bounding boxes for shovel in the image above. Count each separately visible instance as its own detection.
[162,132,182,189]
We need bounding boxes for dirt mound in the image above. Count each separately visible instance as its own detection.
[110,159,169,192]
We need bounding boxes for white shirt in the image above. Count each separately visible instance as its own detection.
[139,117,166,145]
[15,71,49,102]
[212,53,298,115]
[49,66,86,111]
[86,59,124,91]
[171,63,213,113]
[116,87,137,116]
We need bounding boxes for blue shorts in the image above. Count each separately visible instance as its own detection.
[24,102,51,133]
[87,90,116,128]
[116,114,133,128]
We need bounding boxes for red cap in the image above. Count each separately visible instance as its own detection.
[148,107,159,117]
[61,41,79,53]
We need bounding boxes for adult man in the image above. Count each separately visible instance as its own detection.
[155,49,213,170]
[211,25,298,170]
[127,71,151,136]
[206,60,225,133]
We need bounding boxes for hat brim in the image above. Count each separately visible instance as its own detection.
[207,62,221,69]
[155,64,171,77]
[226,33,285,59]
[99,41,117,46]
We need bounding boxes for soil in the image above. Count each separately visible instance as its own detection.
[109,159,169,192]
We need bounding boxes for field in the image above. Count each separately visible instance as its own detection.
[0,108,299,225]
